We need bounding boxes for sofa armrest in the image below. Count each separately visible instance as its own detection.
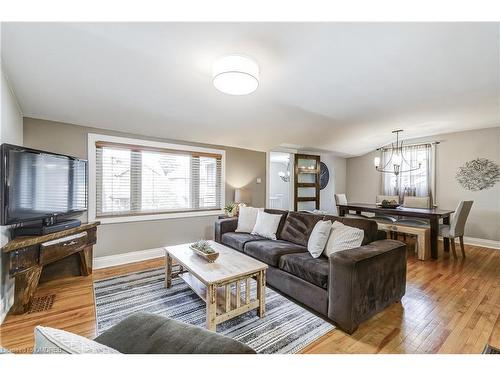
[214,217,238,243]
[327,239,407,334]
[94,312,255,354]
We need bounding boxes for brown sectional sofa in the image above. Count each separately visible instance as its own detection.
[214,210,407,334]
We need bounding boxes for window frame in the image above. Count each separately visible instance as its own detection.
[88,133,225,224]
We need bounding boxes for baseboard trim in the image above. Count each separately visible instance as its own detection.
[461,236,500,250]
[440,236,500,250]
[93,235,500,271]
[93,248,164,270]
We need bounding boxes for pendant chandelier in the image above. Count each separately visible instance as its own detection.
[373,130,421,176]
[278,159,291,182]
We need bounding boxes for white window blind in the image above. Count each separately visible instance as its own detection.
[95,141,223,218]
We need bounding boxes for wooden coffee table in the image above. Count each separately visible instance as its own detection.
[164,241,268,331]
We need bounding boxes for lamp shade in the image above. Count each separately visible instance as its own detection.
[234,188,251,204]
[213,55,259,95]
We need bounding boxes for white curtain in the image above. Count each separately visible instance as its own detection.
[381,144,433,203]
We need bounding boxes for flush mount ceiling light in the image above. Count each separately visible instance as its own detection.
[212,55,259,95]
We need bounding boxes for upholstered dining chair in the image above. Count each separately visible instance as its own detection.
[397,196,432,226]
[334,193,370,219]
[440,200,474,259]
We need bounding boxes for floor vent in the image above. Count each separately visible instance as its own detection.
[28,294,55,314]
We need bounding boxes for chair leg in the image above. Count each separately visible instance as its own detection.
[450,238,457,259]
[459,236,466,258]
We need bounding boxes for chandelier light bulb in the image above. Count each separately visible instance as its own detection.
[393,153,402,166]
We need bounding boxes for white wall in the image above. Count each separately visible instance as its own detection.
[319,153,347,214]
[346,127,500,243]
[0,66,23,324]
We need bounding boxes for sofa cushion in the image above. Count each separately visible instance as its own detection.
[94,312,256,354]
[279,212,325,247]
[243,240,307,267]
[278,253,330,289]
[323,215,378,245]
[221,232,266,252]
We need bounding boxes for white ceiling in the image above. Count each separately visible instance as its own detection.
[1,22,499,156]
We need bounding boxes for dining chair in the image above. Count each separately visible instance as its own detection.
[402,196,431,209]
[397,196,432,226]
[440,200,473,259]
[334,194,370,219]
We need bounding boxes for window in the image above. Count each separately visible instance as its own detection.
[381,144,435,203]
[89,134,224,222]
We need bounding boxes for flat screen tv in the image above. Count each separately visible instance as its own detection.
[1,144,88,226]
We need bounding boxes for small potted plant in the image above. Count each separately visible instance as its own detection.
[224,202,238,217]
[190,240,219,262]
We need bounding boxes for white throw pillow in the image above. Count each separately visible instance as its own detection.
[34,326,120,354]
[307,220,332,258]
[251,210,282,240]
[324,221,364,257]
[236,206,263,233]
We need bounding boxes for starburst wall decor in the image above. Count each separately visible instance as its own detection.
[455,158,500,191]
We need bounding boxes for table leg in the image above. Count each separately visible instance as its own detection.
[206,284,217,331]
[443,216,450,253]
[430,217,439,259]
[165,252,172,288]
[257,270,266,318]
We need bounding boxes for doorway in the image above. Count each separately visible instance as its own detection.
[267,151,294,210]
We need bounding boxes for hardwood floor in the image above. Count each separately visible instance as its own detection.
[1,242,499,354]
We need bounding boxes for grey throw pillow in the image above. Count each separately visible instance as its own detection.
[34,326,120,354]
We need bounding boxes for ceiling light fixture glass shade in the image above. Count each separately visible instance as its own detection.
[212,55,259,95]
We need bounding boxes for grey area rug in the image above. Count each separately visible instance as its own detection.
[93,267,334,354]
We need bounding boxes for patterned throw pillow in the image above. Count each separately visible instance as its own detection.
[34,326,120,354]
[324,221,364,257]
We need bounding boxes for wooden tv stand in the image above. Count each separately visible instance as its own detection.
[1,222,100,314]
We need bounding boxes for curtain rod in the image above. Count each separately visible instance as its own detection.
[377,140,440,151]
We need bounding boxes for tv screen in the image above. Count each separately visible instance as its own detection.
[1,144,88,225]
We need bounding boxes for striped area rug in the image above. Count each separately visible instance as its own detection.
[93,267,334,354]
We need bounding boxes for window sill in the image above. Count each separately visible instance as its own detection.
[93,209,225,225]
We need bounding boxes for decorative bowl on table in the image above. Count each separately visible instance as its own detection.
[189,240,219,263]
[378,199,400,209]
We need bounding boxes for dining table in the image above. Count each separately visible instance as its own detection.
[337,202,455,259]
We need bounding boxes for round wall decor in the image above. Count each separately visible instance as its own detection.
[319,162,330,190]
[455,158,500,191]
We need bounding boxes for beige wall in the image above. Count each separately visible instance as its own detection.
[23,118,266,257]
[1,68,23,323]
[346,127,500,242]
